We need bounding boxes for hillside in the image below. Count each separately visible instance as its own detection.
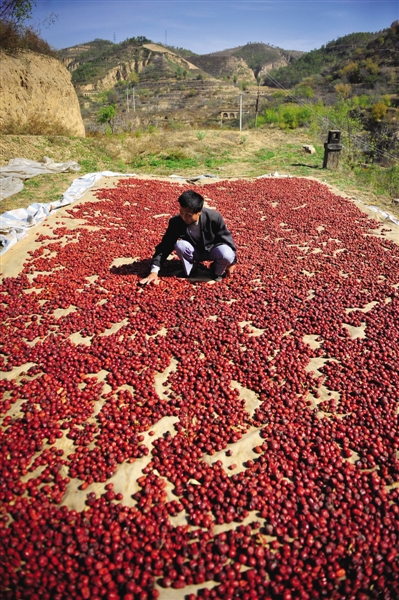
[58,39,300,131]
[188,43,302,80]
[0,49,85,136]
[58,26,399,135]
[267,24,399,100]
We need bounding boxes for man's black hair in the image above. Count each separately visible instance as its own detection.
[178,190,204,213]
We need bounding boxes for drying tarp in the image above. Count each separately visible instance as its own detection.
[0,171,216,254]
[0,171,137,254]
[1,170,398,256]
[357,200,399,226]
[0,157,82,201]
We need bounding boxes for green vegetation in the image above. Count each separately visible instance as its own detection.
[203,148,232,169]
[122,36,151,46]
[69,39,115,62]
[253,149,276,161]
[231,43,282,76]
[259,104,312,129]
[0,0,35,25]
[69,40,151,85]
[97,105,116,133]
[266,26,399,94]
[163,44,198,59]
[72,62,103,84]
[1,128,398,222]
[0,15,54,55]
[129,151,199,171]
[266,32,376,88]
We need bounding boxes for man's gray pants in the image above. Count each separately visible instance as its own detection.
[174,240,236,277]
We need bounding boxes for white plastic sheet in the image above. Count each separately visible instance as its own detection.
[0,157,81,201]
[0,171,137,255]
[1,171,397,256]
[0,176,24,200]
[356,200,399,226]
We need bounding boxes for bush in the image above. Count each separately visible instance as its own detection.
[334,83,352,100]
[0,114,74,135]
[0,19,55,55]
[371,102,388,121]
[262,104,312,129]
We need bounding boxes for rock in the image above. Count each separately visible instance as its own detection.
[303,144,316,154]
[0,50,85,137]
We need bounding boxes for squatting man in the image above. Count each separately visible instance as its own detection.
[140,190,237,285]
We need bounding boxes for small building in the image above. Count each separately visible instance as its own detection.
[220,110,238,119]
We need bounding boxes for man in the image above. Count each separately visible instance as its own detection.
[140,189,236,286]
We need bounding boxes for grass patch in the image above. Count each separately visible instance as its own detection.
[0,172,77,213]
[253,148,276,161]
[246,144,324,177]
[129,152,200,171]
[203,149,233,170]
[1,129,397,219]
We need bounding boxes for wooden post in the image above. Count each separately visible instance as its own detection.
[323,130,342,169]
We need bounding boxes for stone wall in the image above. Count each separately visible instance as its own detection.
[0,50,85,137]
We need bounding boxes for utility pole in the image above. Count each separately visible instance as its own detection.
[126,88,129,113]
[239,93,243,131]
[255,77,260,127]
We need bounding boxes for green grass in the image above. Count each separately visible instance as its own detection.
[1,129,398,219]
[352,164,399,199]
[203,149,233,170]
[0,173,76,213]
[129,153,200,171]
[246,145,324,177]
[253,149,276,161]
[79,158,100,172]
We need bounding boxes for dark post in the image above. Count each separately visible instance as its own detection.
[323,130,342,169]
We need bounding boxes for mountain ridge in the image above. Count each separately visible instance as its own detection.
[57,25,398,131]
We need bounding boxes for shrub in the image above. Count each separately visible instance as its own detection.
[262,104,312,129]
[0,114,74,135]
[296,85,314,99]
[371,102,388,121]
[363,58,379,75]
[0,19,55,56]
[341,61,361,83]
[335,83,352,100]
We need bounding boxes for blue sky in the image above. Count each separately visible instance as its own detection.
[29,1,398,54]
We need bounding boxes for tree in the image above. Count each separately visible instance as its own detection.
[0,1,35,25]
[98,105,116,133]
[129,71,139,85]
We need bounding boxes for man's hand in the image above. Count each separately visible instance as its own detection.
[140,272,160,286]
[225,264,236,277]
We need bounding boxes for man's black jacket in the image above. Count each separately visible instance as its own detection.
[151,207,236,269]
